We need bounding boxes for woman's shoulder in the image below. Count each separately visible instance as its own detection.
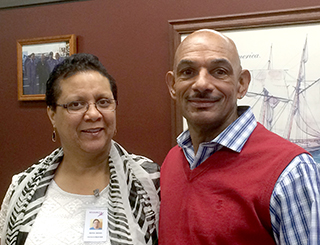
[112,141,160,173]
[138,159,160,175]
[8,148,63,191]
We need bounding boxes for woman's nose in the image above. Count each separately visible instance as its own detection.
[84,103,102,120]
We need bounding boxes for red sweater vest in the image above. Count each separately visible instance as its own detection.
[159,123,306,245]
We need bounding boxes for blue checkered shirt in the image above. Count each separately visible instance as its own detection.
[177,106,320,244]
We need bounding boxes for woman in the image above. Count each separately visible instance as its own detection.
[0,53,160,245]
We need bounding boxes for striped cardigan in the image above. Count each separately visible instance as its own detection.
[0,141,160,245]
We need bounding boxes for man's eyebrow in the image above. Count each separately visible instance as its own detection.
[176,58,234,71]
[210,58,234,74]
[209,58,232,67]
[175,59,195,70]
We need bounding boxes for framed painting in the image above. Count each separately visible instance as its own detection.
[168,7,320,162]
[0,0,78,9]
[17,34,76,101]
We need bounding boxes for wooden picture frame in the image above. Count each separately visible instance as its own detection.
[168,6,320,147]
[0,0,78,9]
[17,34,76,101]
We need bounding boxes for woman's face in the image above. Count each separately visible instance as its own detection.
[47,70,116,157]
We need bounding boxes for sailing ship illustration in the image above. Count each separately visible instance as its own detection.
[242,37,320,157]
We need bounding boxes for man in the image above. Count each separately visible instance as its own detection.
[47,51,57,72]
[90,219,102,230]
[159,29,320,244]
[55,52,64,64]
[24,53,37,94]
[36,53,50,94]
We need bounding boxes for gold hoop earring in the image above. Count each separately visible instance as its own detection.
[52,128,57,143]
[113,128,117,137]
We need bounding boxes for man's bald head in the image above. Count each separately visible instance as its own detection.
[173,29,242,74]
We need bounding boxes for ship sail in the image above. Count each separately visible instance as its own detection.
[244,37,320,153]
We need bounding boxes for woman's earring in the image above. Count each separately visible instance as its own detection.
[52,128,57,143]
[113,128,117,137]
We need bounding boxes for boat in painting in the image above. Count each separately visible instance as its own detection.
[243,38,320,160]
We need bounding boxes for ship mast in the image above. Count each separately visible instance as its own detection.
[261,45,273,129]
[285,37,308,140]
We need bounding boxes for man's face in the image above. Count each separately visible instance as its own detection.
[93,220,100,229]
[167,31,249,137]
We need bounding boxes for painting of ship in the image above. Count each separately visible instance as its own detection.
[240,38,320,162]
[182,25,320,162]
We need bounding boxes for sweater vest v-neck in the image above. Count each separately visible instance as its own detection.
[159,123,307,245]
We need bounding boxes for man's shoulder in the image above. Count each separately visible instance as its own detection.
[167,144,183,155]
[247,123,308,158]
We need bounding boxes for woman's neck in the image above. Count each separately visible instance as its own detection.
[53,151,110,195]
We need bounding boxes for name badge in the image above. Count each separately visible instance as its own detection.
[84,209,108,242]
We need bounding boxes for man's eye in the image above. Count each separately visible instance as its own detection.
[179,68,194,77]
[183,69,192,75]
[212,68,228,77]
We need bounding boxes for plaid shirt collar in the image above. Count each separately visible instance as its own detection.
[177,106,257,169]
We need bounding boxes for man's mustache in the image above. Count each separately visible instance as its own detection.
[187,92,220,101]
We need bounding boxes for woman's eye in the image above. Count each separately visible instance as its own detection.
[68,101,85,109]
[97,99,111,107]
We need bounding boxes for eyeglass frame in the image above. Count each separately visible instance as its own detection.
[56,98,117,114]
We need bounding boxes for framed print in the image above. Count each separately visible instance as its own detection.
[168,7,320,162]
[17,34,76,101]
[0,0,79,9]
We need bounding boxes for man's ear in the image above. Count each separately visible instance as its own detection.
[47,106,56,127]
[166,71,176,100]
[237,69,251,99]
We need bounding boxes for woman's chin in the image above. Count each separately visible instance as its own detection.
[80,142,111,155]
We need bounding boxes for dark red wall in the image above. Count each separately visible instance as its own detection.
[0,0,319,200]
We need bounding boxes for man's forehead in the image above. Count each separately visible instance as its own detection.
[192,29,230,42]
[177,58,232,67]
[174,30,240,69]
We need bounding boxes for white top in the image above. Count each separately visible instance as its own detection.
[25,181,110,245]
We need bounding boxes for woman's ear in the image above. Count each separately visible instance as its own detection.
[166,71,176,99]
[47,106,56,127]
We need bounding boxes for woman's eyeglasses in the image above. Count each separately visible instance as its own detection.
[56,98,117,114]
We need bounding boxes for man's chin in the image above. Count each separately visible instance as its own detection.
[185,115,220,128]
